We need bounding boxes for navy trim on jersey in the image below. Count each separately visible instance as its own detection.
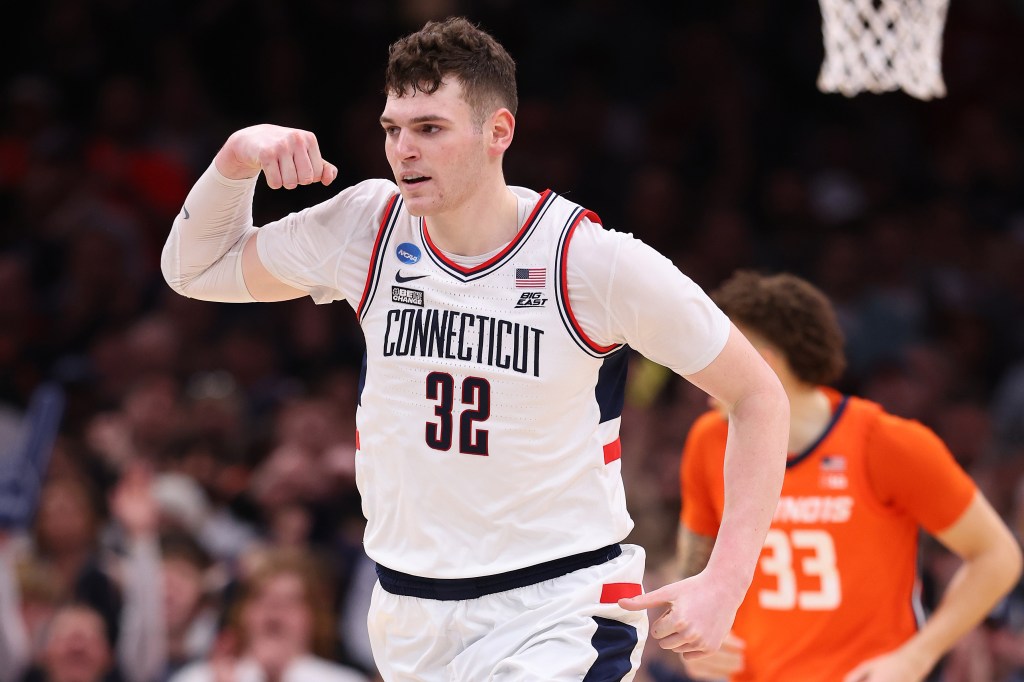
[375,544,622,600]
[357,352,367,406]
[596,347,629,423]
[419,189,556,282]
[786,395,850,469]
[555,203,623,358]
[356,194,403,320]
[582,617,638,681]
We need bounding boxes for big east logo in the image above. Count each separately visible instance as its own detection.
[516,291,547,308]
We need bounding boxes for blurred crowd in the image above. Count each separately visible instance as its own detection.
[1,1,1023,681]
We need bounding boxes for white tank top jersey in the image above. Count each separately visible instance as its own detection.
[256,179,729,579]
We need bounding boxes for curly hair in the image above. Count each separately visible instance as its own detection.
[385,16,517,126]
[711,271,847,386]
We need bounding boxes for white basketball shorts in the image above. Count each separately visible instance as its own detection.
[367,544,649,681]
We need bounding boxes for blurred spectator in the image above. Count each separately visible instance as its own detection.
[30,603,117,682]
[170,548,368,682]
[156,533,218,682]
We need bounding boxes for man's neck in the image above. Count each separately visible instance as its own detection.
[786,385,834,456]
[425,183,520,257]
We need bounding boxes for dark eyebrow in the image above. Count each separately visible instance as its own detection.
[379,115,452,125]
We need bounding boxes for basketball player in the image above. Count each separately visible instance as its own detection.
[160,18,790,680]
[677,271,1022,682]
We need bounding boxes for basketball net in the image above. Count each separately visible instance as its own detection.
[817,0,950,100]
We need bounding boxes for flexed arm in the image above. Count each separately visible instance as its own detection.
[161,125,338,303]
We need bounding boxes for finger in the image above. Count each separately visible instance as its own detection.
[683,652,743,678]
[306,141,326,183]
[294,147,316,186]
[322,161,338,186]
[280,154,300,190]
[682,648,721,661]
[618,586,670,611]
[686,649,744,673]
[261,152,283,189]
[658,630,699,650]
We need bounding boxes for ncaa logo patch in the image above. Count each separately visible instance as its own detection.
[396,242,421,264]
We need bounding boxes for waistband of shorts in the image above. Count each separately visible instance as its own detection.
[375,543,622,600]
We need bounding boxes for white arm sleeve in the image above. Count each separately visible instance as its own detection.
[160,164,258,302]
[567,223,730,376]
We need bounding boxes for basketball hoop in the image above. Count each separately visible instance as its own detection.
[817,0,950,100]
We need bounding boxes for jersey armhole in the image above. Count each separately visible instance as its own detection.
[356,193,401,320]
[555,209,622,357]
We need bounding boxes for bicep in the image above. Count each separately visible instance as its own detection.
[242,232,307,302]
[684,324,784,410]
[934,492,1015,561]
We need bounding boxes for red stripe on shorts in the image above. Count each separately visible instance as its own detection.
[603,439,621,464]
[600,582,642,603]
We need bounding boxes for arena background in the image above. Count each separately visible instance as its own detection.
[1,1,1023,680]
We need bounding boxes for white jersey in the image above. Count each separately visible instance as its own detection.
[256,178,729,578]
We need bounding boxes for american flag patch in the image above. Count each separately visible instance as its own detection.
[821,455,846,471]
[515,268,546,288]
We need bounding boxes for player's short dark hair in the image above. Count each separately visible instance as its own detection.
[711,271,847,386]
[385,16,518,125]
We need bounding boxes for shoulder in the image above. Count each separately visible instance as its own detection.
[310,178,398,222]
[565,220,667,282]
[863,401,946,454]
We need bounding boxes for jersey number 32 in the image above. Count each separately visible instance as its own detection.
[425,372,491,456]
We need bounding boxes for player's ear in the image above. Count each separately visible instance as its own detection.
[488,108,515,156]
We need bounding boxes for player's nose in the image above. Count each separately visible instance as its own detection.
[394,130,419,159]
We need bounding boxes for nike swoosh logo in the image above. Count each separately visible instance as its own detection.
[181,207,190,219]
[395,272,428,283]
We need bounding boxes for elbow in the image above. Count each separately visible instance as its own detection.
[988,531,1024,597]
[159,234,193,299]
[159,266,192,300]
[1006,536,1023,586]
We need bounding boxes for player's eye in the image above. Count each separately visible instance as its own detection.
[383,126,400,137]
[421,124,441,134]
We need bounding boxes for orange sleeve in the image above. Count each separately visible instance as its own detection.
[680,411,727,537]
[865,412,977,533]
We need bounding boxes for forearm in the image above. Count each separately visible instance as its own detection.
[705,388,787,593]
[902,546,1022,672]
[0,541,30,682]
[117,535,168,682]
[676,526,715,580]
[160,163,259,302]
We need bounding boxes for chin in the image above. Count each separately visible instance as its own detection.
[400,194,435,218]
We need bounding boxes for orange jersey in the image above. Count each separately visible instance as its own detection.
[680,389,977,682]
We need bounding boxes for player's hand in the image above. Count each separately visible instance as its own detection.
[681,632,746,680]
[842,647,935,682]
[215,124,339,189]
[619,573,742,658]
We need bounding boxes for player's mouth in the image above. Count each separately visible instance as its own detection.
[402,174,431,186]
